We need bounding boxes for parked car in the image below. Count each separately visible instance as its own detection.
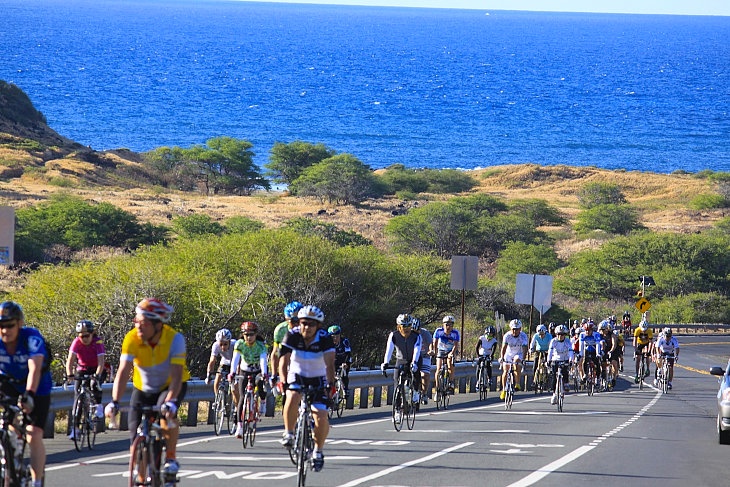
[709,360,730,444]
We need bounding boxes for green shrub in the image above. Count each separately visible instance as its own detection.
[689,193,728,210]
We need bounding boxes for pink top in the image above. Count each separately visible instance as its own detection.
[69,335,106,371]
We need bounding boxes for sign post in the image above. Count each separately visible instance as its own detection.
[515,273,553,334]
[0,207,14,266]
[450,256,478,360]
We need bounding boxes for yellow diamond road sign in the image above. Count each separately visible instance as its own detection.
[635,297,651,313]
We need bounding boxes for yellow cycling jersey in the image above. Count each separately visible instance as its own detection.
[120,324,191,393]
[633,326,653,346]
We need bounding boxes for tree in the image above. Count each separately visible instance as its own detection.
[576,182,627,209]
[265,140,336,186]
[196,137,270,195]
[289,153,384,204]
[574,203,644,235]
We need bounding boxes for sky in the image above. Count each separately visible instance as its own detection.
[234,1,730,16]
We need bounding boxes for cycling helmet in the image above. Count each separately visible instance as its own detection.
[241,321,259,334]
[135,298,173,323]
[284,301,304,319]
[396,313,412,326]
[509,319,522,330]
[581,318,587,324]
[663,327,672,336]
[598,320,610,331]
[639,320,648,331]
[0,301,23,323]
[485,325,496,336]
[215,328,232,341]
[537,324,547,334]
[442,315,455,324]
[555,324,568,335]
[411,317,421,331]
[573,320,578,325]
[75,320,95,334]
[298,305,325,323]
[328,325,342,335]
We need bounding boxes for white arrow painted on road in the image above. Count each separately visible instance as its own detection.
[490,449,531,454]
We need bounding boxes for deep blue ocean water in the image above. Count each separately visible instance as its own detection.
[2,0,729,173]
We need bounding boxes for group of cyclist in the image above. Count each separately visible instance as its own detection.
[0,296,683,486]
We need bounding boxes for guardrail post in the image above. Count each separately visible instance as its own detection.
[372,386,382,407]
[358,387,369,409]
[186,401,199,426]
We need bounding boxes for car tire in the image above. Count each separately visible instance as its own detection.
[718,415,730,445]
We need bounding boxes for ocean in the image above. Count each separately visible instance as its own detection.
[2,0,730,173]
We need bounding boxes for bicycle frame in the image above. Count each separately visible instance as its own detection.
[554,361,567,412]
[502,361,517,410]
[128,405,170,487]
[0,396,31,487]
[72,373,98,451]
[289,385,317,487]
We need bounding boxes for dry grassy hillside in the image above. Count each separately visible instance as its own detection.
[0,157,723,256]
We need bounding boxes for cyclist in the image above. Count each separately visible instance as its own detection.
[229,321,268,438]
[578,319,603,386]
[432,315,460,393]
[622,310,633,336]
[598,320,618,388]
[654,327,679,389]
[106,298,190,485]
[279,305,335,473]
[529,324,552,386]
[632,319,653,383]
[271,301,303,405]
[614,328,626,373]
[412,317,432,404]
[0,301,52,487]
[66,319,106,438]
[205,328,236,410]
[381,314,422,404]
[474,325,498,391]
[499,319,528,400]
[328,324,352,398]
[547,324,574,405]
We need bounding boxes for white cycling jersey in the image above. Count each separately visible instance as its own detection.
[547,338,574,363]
[655,336,679,355]
[210,340,235,366]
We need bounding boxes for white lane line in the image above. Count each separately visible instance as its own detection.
[507,389,662,487]
[335,441,474,487]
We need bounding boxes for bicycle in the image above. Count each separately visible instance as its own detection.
[637,351,651,391]
[434,358,452,411]
[475,355,491,401]
[500,360,517,410]
[658,353,674,394]
[212,374,235,436]
[569,359,581,392]
[237,373,261,449]
[327,366,347,419]
[553,361,568,412]
[285,385,318,487]
[532,351,550,395]
[127,404,178,487]
[0,386,32,487]
[70,372,100,451]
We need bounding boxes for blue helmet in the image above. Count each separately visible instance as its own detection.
[284,301,303,319]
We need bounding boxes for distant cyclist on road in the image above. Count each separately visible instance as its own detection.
[474,326,498,391]
[205,328,236,409]
[381,314,423,404]
[66,319,106,438]
[547,324,574,405]
[412,317,432,404]
[328,324,352,397]
[279,305,335,473]
[633,320,654,383]
[432,315,460,393]
[271,301,303,406]
[529,324,552,382]
[499,319,528,400]
[578,319,603,386]
[654,327,679,390]
[229,321,268,438]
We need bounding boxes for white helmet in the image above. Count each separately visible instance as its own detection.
[639,320,648,331]
[442,315,455,324]
[396,313,412,326]
[215,328,232,342]
[509,319,522,330]
[536,324,547,334]
[298,305,325,323]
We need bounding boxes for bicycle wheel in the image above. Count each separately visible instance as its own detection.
[226,389,235,435]
[336,382,346,418]
[72,394,89,452]
[557,378,564,413]
[392,385,404,432]
[214,389,225,436]
[1,431,18,485]
[296,412,311,487]
[248,397,259,447]
[288,417,299,465]
[587,366,595,396]
[478,366,489,401]
[87,403,98,450]
[128,436,147,487]
[405,385,416,430]
[639,359,645,390]
[241,393,252,449]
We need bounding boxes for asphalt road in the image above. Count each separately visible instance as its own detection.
[45,335,730,487]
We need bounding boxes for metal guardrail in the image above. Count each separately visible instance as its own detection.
[48,362,499,438]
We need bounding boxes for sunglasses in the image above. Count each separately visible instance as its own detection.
[243,332,256,337]
[0,322,17,329]
[299,320,318,327]
[79,334,91,339]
